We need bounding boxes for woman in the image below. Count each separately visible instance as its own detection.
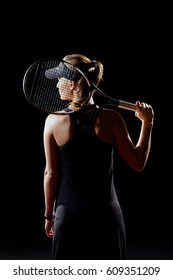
[43,54,154,259]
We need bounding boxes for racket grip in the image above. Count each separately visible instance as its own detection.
[117,100,136,111]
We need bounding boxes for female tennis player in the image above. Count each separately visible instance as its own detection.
[43,53,154,260]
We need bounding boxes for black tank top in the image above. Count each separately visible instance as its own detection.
[56,107,121,213]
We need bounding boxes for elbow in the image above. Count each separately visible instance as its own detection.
[131,160,147,172]
[44,169,51,177]
[44,168,55,178]
[130,149,149,172]
[133,165,145,172]
[44,168,59,185]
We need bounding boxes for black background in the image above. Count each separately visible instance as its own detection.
[1,2,172,259]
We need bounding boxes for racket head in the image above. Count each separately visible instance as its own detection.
[22,58,92,114]
[22,57,136,114]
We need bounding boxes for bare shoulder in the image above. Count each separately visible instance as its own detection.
[98,107,125,125]
[44,114,71,135]
[94,108,127,143]
[45,113,70,126]
[44,113,73,146]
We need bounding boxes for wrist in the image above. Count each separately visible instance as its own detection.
[146,120,154,126]
[143,118,154,127]
[44,214,55,220]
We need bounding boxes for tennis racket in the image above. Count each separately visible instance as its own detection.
[22,57,136,114]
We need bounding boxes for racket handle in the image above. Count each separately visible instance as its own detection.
[117,100,136,111]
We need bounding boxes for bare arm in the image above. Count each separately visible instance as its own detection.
[113,101,154,171]
[134,101,154,169]
[43,115,60,237]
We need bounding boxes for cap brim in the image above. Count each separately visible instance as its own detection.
[45,62,82,81]
[45,62,65,79]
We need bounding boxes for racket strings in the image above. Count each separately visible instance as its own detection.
[34,61,58,111]
[27,60,69,113]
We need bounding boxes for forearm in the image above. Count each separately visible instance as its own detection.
[44,170,58,217]
[135,120,153,169]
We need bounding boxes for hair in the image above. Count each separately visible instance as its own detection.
[63,54,104,107]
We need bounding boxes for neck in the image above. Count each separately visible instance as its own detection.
[68,97,95,111]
